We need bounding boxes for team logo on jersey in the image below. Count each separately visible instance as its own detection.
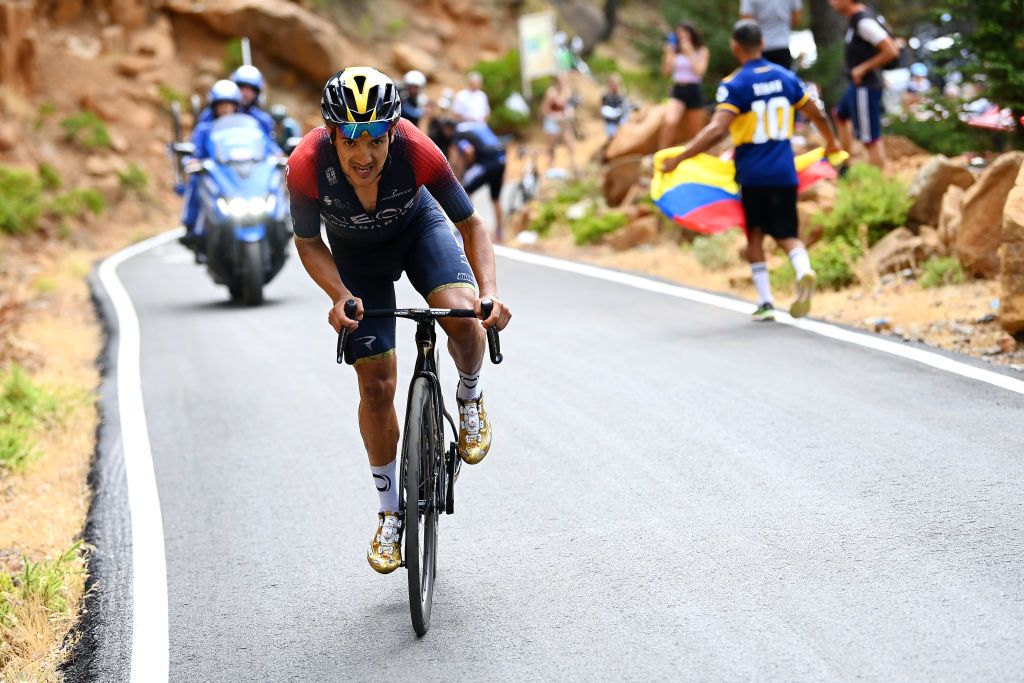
[326,167,338,185]
[323,196,332,205]
[716,86,729,103]
[356,335,376,350]
[383,187,414,201]
[457,272,474,283]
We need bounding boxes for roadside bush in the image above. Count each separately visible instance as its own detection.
[571,211,627,245]
[60,112,111,151]
[555,178,599,205]
[692,231,736,271]
[469,50,552,136]
[771,240,860,292]
[118,163,150,196]
[528,200,561,236]
[48,188,106,219]
[0,365,57,473]
[0,542,86,645]
[815,164,911,248]
[0,167,44,235]
[919,256,966,288]
[38,163,62,191]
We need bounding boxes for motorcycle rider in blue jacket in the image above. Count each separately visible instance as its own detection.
[195,65,275,137]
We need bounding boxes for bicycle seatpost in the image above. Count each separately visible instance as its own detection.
[479,299,503,365]
[336,299,358,365]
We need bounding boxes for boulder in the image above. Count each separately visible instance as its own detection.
[116,54,155,78]
[1000,241,1024,335]
[106,0,148,30]
[129,15,176,61]
[956,151,1024,278]
[550,0,606,53]
[0,1,38,94]
[937,184,965,254]
[605,104,706,161]
[0,124,17,152]
[605,215,659,251]
[157,0,355,84]
[601,156,642,207]
[906,155,975,226]
[868,226,937,275]
[1002,168,1024,243]
[391,44,438,79]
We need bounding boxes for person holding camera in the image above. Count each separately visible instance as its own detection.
[659,22,710,151]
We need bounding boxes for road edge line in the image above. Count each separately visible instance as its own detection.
[96,229,182,682]
[494,245,1024,396]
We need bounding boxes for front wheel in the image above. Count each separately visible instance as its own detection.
[238,240,264,306]
[403,376,440,636]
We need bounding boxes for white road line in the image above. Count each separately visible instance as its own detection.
[495,245,1024,396]
[97,229,183,683]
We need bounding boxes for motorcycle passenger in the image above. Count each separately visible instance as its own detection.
[399,70,427,127]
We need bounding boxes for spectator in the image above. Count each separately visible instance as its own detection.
[658,22,710,151]
[740,0,802,70]
[601,73,629,139]
[830,0,899,169]
[541,72,578,176]
[400,70,427,127]
[451,71,491,123]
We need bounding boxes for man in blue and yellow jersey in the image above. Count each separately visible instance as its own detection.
[662,20,841,321]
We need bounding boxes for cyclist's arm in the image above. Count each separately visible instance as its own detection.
[455,213,498,299]
[795,94,841,154]
[661,109,734,171]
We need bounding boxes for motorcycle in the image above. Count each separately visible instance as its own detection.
[173,114,291,306]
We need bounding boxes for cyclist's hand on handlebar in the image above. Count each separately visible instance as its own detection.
[476,296,511,331]
[329,297,362,333]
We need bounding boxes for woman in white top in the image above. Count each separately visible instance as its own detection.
[658,22,710,151]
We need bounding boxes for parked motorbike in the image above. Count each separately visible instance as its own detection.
[173,114,291,306]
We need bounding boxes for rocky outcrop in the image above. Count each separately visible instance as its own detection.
[605,215,658,251]
[551,0,606,53]
[602,155,643,207]
[40,0,148,29]
[0,1,37,94]
[1000,166,1024,335]
[906,155,975,227]
[956,151,1024,278]
[157,0,354,84]
[868,226,939,275]
[605,104,705,161]
[391,44,438,79]
[937,184,965,255]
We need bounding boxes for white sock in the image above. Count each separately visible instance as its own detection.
[371,459,399,513]
[788,247,812,280]
[457,366,482,401]
[751,262,773,305]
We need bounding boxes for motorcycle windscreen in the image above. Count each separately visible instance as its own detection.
[210,114,268,165]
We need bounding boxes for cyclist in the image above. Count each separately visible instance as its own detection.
[287,67,511,575]
[197,65,275,137]
[661,20,841,320]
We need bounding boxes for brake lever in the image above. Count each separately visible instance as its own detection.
[336,299,358,365]
[479,299,503,365]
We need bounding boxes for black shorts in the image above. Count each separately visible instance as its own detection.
[329,198,477,365]
[740,186,799,240]
[462,160,506,201]
[762,48,793,71]
[670,83,704,108]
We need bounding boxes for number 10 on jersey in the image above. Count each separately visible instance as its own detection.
[750,96,792,143]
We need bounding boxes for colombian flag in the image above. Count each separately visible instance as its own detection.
[650,147,846,234]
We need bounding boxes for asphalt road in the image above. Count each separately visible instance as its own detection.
[112,237,1024,681]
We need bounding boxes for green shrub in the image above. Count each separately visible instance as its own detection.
[222,38,244,73]
[60,112,111,151]
[0,416,37,472]
[48,188,106,219]
[38,163,62,191]
[489,105,531,137]
[469,50,550,135]
[692,231,737,271]
[815,164,911,248]
[158,84,187,107]
[571,210,627,245]
[0,365,57,473]
[0,166,44,235]
[118,162,150,195]
[0,541,85,630]
[771,240,859,292]
[528,200,561,236]
[555,179,598,205]
[919,256,966,288]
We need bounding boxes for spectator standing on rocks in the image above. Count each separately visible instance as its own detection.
[830,0,899,170]
[541,72,578,176]
[452,72,491,123]
[740,0,802,69]
[658,22,710,152]
[601,73,629,139]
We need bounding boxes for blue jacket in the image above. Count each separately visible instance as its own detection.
[197,104,275,138]
[190,118,281,160]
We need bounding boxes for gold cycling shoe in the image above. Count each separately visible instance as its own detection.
[367,511,402,574]
[457,393,492,465]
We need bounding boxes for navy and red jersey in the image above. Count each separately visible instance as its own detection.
[286,118,475,243]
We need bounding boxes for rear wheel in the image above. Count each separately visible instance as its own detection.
[239,241,264,306]
[403,376,440,636]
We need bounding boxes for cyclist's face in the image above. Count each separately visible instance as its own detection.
[335,131,390,186]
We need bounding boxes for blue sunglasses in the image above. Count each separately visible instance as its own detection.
[338,120,394,140]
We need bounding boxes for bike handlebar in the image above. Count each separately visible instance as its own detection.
[337,299,503,365]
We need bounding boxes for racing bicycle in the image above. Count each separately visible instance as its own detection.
[337,299,503,636]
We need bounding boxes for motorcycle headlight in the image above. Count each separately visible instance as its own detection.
[265,194,276,214]
[247,196,267,215]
